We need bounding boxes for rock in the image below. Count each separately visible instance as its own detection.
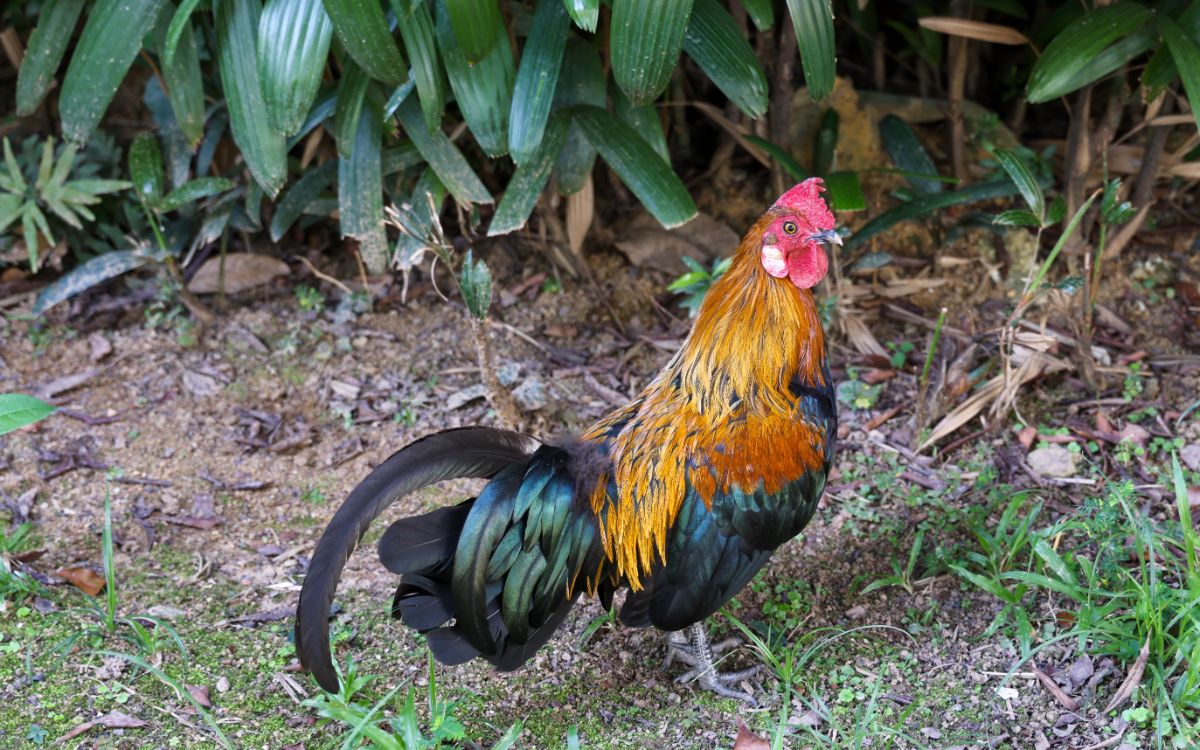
[216,675,230,694]
[88,333,113,362]
[845,605,867,619]
[1027,445,1077,478]
[445,384,488,411]
[512,376,548,411]
[496,362,521,387]
[182,369,221,397]
[145,605,186,620]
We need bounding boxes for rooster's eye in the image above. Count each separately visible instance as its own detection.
[782,221,798,235]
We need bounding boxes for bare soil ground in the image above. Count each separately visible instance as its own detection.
[1,229,1197,748]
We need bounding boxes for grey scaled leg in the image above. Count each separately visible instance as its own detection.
[664,622,760,705]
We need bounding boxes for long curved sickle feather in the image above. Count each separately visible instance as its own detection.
[295,427,539,692]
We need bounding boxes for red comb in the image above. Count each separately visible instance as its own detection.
[772,178,835,230]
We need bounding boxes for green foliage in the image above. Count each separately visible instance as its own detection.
[459,249,494,321]
[668,255,732,317]
[953,472,1200,739]
[0,393,56,435]
[0,137,130,272]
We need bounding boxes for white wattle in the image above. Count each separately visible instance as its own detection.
[760,244,789,278]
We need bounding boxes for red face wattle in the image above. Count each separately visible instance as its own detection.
[759,178,838,290]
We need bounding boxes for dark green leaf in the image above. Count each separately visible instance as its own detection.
[611,0,694,105]
[738,0,774,31]
[612,83,669,163]
[394,96,492,204]
[878,114,943,195]
[33,250,150,314]
[163,0,205,66]
[444,0,503,63]
[553,38,604,194]
[153,2,206,145]
[159,177,237,211]
[1026,3,1152,103]
[323,0,406,84]
[571,105,697,229]
[786,0,836,100]
[459,249,493,320]
[334,60,371,158]
[509,0,570,165]
[58,0,170,144]
[824,171,865,212]
[993,149,1044,219]
[1143,2,1200,100]
[259,0,334,136]
[129,133,166,206]
[215,0,288,196]
[563,0,599,33]
[390,0,445,132]
[489,112,570,236]
[0,394,56,436]
[1161,15,1200,132]
[1054,23,1158,101]
[271,160,337,241]
[813,107,838,176]
[340,98,387,272]
[845,180,1019,251]
[745,134,808,181]
[16,0,86,116]
[684,0,768,119]
[993,209,1041,227]
[435,2,514,157]
[382,141,424,175]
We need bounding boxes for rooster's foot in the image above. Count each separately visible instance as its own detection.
[664,623,760,706]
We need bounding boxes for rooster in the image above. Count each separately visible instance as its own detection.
[296,178,840,703]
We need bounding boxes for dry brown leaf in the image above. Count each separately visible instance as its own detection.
[187,684,213,708]
[842,315,889,358]
[56,567,105,596]
[1031,663,1080,711]
[188,253,290,294]
[918,17,1028,45]
[566,174,594,264]
[1101,637,1150,715]
[614,213,737,274]
[57,710,148,743]
[733,721,771,750]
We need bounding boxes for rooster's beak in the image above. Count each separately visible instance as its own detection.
[808,229,843,247]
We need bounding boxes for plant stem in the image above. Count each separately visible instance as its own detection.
[471,317,520,430]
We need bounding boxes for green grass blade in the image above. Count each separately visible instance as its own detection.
[271,160,337,241]
[339,98,387,273]
[786,0,836,100]
[1160,16,1200,132]
[563,0,599,33]
[509,0,571,165]
[611,0,694,105]
[58,0,170,144]
[1025,191,1097,297]
[33,250,150,314]
[153,1,207,145]
[553,38,604,194]
[394,95,491,205]
[323,0,406,84]
[878,114,943,195]
[258,0,334,136]
[435,1,514,157]
[444,0,503,63]
[489,112,570,236]
[1026,3,1152,103]
[0,394,56,436]
[845,180,1018,251]
[215,0,288,196]
[684,0,768,119]
[994,148,1043,219]
[391,0,445,132]
[571,104,697,229]
[15,0,86,116]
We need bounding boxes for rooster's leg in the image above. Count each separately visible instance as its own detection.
[665,622,760,705]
